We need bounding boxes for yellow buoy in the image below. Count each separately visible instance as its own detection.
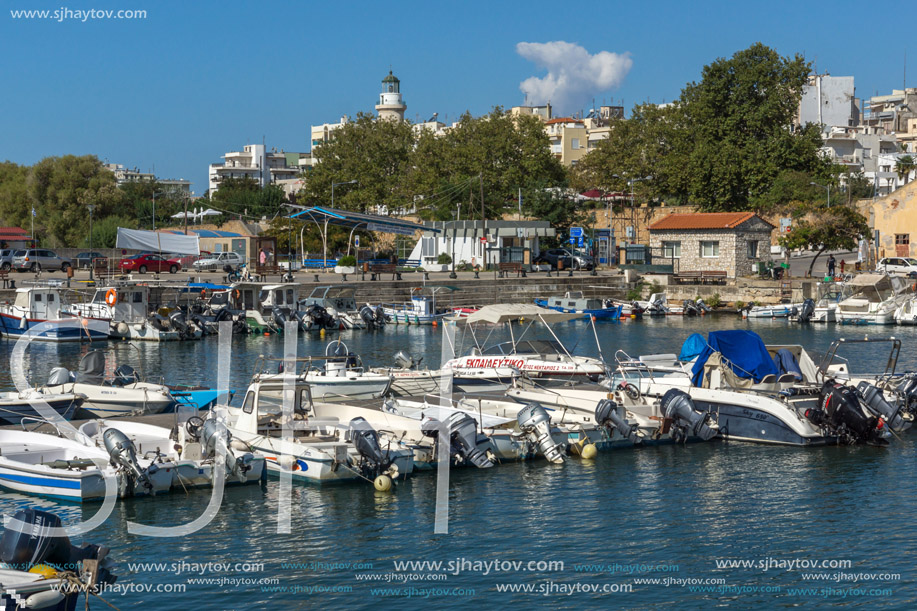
[374,475,393,492]
[581,443,598,459]
[28,564,58,578]
[630,314,636,319]
[319,328,326,337]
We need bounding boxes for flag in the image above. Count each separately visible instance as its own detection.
[31,207,36,217]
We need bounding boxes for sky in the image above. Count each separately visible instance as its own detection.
[1,0,914,194]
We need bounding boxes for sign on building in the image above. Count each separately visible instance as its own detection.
[779,218,792,234]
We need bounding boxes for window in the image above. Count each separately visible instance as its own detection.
[34,293,42,302]
[747,240,759,259]
[662,241,681,258]
[700,241,719,258]
[242,391,255,414]
[47,293,55,302]
[132,292,142,303]
[571,138,580,149]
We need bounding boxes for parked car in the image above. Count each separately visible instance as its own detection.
[12,249,72,272]
[535,248,594,270]
[877,257,917,277]
[192,251,243,271]
[119,253,182,274]
[74,251,107,269]
[0,249,15,271]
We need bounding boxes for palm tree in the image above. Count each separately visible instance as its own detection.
[896,155,915,186]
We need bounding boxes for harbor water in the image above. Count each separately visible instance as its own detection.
[1,316,916,609]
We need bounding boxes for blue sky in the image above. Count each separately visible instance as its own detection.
[1,0,913,193]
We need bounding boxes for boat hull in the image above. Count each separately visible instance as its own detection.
[0,313,109,342]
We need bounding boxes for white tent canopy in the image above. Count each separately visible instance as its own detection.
[115,227,200,255]
[171,211,195,219]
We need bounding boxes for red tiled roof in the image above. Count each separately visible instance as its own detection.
[649,212,775,231]
[0,227,28,234]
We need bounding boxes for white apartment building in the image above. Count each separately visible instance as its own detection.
[207,144,303,194]
[103,163,192,196]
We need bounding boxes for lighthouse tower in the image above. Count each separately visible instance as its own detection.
[375,70,407,121]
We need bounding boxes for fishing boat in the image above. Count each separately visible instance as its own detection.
[0,389,85,425]
[443,304,608,384]
[534,292,624,320]
[222,377,414,488]
[252,342,392,401]
[78,415,264,488]
[301,286,387,330]
[0,285,109,342]
[228,282,338,333]
[39,350,175,418]
[0,508,117,610]
[836,273,911,325]
[381,286,458,325]
[0,426,174,501]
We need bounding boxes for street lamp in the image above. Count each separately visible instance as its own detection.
[87,204,95,281]
[809,181,830,207]
[151,191,164,230]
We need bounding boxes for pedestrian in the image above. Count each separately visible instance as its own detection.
[259,248,267,266]
[827,254,836,277]
[840,259,846,275]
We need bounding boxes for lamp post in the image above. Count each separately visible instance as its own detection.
[87,204,95,281]
[810,181,830,207]
[151,191,163,230]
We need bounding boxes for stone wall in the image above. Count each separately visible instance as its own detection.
[649,226,773,278]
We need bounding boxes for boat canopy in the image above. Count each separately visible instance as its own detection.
[451,304,581,325]
[75,350,106,385]
[678,333,706,361]
[690,330,779,387]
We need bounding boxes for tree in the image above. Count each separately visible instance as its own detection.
[209,177,286,220]
[896,155,915,185]
[779,205,870,276]
[304,112,416,214]
[83,215,138,248]
[0,162,30,229]
[842,170,874,201]
[27,155,126,246]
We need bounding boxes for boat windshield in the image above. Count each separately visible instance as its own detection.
[482,340,565,355]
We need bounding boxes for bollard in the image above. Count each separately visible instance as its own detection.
[313,273,320,283]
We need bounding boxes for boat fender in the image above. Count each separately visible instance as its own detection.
[580,443,597,459]
[200,289,207,299]
[105,288,118,306]
[23,590,65,609]
[374,474,392,492]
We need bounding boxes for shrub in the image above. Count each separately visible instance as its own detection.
[437,252,452,265]
[337,255,357,267]
[649,280,663,294]
[625,281,645,301]
[707,293,722,308]
[735,300,745,310]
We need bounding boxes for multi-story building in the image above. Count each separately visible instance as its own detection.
[310,117,348,151]
[862,88,917,135]
[103,163,192,196]
[583,105,624,151]
[544,118,587,166]
[509,104,552,121]
[207,144,304,194]
[798,75,859,129]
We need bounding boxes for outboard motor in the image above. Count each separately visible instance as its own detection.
[375,305,388,325]
[201,418,254,482]
[421,413,496,468]
[168,309,190,335]
[111,364,140,386]
[896,376,917,415]
[682,300,700,316]
[0,509,115,585]
[595,399,643,444]
[359,305,378,329]
[857,382,911,432]
[797,298,816,322]
[102,428,154,492]
[293,309,314,332]
[47,367,74,385]
[148,312,170,331]
[815,381,885,444]
[695,299,710,313]
[393,351,415,370]
[515,404,566,463]
[271,308,289,333]
[348,417,397,481]
[660,389,718,442]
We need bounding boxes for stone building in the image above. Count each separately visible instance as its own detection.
[648,212,775,278]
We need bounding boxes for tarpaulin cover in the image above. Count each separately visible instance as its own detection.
[75,350,106,385]
[116,227,200,255]
[690,330,778,387]
[679,333,707,361]
[772,348,803,380]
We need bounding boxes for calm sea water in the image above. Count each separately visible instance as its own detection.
[1,316,916,609]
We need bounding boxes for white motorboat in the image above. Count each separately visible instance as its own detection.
[836,273,911,325]
[0,426,174,501]
[39,350,175,418]
[66,284,200,341]
[635,292,671,316]
[370,350,519,396]
[222,377,414,487]
[78,415,264,488]
[0,389,85,425]
[443,304,607,384]
[0,284,109,342]
[743,303,801,319]
[301,286,386,330]
[382,286,458,325]
[253,342,392,401]
[811,282,851,323]
[894,295,917,325]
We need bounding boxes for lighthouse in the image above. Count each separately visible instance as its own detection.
[375,70,407,121]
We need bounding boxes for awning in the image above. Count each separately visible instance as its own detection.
[116,227,200,255]
[450,303,581,325]
[289,206,438,235]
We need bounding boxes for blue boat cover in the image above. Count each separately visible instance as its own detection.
[679,333,707,361]
[772,349,803,380]
[690,330,779,387]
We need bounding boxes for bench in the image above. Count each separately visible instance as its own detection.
[253,265,286,281]
[673,271,702,284]
[369,264,402,281]
[701,270,727,284]
[0,269,8,288]
[498,262,525,278]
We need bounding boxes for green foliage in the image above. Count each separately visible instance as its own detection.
[649,280,663,294]
[897,155,915,184]
[735,300,745,310]
[209,177,286,220]
[625,281,645,301]
[337,255,356,267]
[779,205,870,275]
[304,113,416,214]
[707,293,722,308]
[437,252,452,265]
[84,215,137,248]
[843,170,875,201]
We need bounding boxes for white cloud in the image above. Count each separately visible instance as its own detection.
[516,41,632,113]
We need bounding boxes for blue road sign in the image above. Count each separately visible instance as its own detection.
[570,227,584,238]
